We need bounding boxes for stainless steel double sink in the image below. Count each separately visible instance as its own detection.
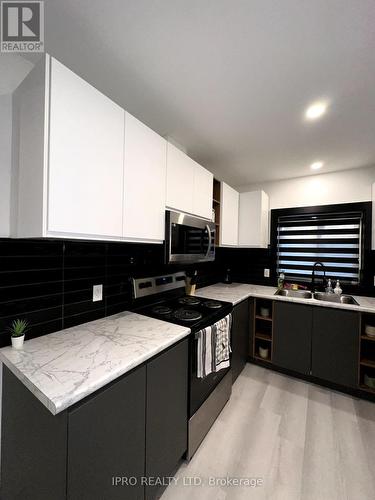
[274,288,359,305]
[275,289,313,299]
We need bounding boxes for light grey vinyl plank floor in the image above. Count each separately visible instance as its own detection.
[161,363,375,500]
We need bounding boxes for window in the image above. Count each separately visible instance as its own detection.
[276,212,362,284]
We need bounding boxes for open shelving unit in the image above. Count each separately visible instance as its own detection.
[212,179,221,246]
[253,299,274,363]
[358,313,375,394]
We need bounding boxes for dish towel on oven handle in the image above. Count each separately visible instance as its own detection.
[196,314,232,378]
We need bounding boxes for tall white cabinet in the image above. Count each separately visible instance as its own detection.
[13,55,126,240]
[220,182,239,246]
[166,142,213,220]
[166,142,195,215]
[238,190,269,248]
[123,113,167,242]
[48,58,125,238]
[192,163,213,220]
[217,185,270,248]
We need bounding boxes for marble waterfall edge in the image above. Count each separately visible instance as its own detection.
[0,312,190,415]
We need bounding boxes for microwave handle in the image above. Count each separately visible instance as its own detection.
[205,224,213,257]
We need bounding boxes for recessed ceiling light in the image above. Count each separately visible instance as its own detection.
[310,161,324,170]
[305,101,327,120]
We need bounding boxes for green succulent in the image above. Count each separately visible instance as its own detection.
[8,319,29,338]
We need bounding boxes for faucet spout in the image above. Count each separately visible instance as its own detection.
[311,262,326,292]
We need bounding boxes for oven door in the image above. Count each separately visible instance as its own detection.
[166,210,215,264]
[189,333,230,417]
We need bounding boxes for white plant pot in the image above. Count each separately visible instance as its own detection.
[260,307,270,318]
[11,335,25,349]
[365,325,375,338]
[259,346,269,359]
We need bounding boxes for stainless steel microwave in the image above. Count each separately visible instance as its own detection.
[165,210,216,264]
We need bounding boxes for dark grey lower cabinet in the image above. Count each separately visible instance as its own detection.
[312,307,360,388]
[145,339,188,500]
[1,340,189,500]
[273,302,313,375]
[272,302,360,388]
[67,366,146,500]
[231,299,252,382]
[1,366,67,500]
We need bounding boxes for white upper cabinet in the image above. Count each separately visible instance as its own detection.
[166,142,213,219]
[48,58,125,238]
[220,182,239,246]
[193,162,213,220]
[238,190,269,248]
[123,113,167,242]
[166,142,194,214]
[13,55,126,240]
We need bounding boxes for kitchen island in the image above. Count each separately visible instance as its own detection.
[0,312,190,500]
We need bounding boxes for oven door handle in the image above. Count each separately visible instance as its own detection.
[205,224,213,258]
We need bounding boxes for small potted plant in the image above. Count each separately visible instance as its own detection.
[8,319,29,349]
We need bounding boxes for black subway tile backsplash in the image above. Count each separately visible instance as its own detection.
[0,238,220,347]
[1,237,371,348]
[0,294,62,319]
[0,281,63,303]
[26,319,64,342]
[63,308,106,330]
[215,247,274,286]
[0,238,64,347]
[0,268,63,287]
[0,239,62,257]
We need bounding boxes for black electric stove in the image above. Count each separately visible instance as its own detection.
[136,294,233,332]
[132,271,233,460]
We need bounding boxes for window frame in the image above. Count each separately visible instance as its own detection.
[270,202,372,290]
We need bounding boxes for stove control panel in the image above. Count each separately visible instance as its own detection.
[132,272,186,299]
[155,276,173,286]
[139,281,152,290]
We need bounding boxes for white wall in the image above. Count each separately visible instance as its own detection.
[0,94,12,236]
[237,166,375,210]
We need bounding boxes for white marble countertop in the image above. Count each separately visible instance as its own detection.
[196,283,375,313]
[0,312,190,415]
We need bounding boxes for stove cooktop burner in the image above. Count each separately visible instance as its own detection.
[204,300,223,309]
[173,308,203,322]
[178,296,201,306]
[152,305,173,315]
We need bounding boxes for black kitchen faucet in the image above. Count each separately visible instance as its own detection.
[311,262,326,292]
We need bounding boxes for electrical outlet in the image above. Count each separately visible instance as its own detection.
[264,268,270,278]
[93,284,103,302]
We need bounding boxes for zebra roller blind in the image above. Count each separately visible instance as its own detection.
[276,212,362,284]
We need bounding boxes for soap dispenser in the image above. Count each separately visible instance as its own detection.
[278,272,285,290]
[334,280,342,295]
[223,269,232,284]
[326,278,333,294]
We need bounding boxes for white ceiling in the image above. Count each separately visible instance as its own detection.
[24,1,375,184]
